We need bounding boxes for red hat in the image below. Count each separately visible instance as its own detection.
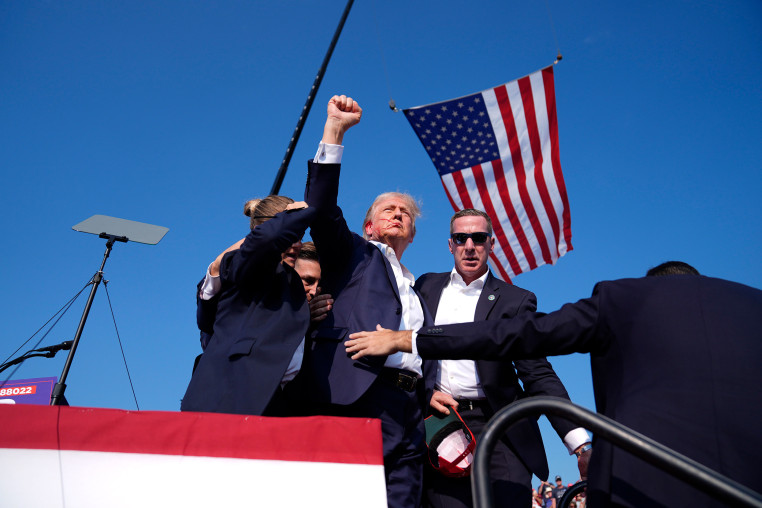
[424,407,476,477]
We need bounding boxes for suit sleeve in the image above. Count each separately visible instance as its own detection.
[417,290,605,360]
[505,289,581,439]
[304,161,354,274]
[220,206,316,287]
[196,277,217,335]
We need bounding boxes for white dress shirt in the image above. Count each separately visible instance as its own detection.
[434,270,489,400]
[370,241,425,377]
[433,268,590,454]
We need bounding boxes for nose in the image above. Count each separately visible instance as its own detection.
[464,237,476,250]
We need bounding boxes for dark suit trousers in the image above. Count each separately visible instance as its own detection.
[324,377,426,508]
[424,404,532,508]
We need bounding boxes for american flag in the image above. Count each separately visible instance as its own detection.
[403,66,572,281]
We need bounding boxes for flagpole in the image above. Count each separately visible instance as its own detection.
[269,0,355,195]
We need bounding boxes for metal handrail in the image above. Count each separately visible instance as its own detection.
[470,396,762,508]
[558,480,586,508]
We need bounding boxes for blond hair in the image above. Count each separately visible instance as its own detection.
[245,195,294,230]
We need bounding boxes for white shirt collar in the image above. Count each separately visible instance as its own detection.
[370,240,415,284]
[449,268,488,291]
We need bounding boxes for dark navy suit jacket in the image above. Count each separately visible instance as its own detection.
[415,271,579,481]
[181,206,316,415]
[416,275,762,507]
[304,161,436,406]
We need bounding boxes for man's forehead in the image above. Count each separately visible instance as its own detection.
[295,258,321,273]
[376,197,409,210]
[452,215,488,231]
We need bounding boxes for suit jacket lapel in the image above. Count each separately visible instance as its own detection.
[423,273,450,319]
[474,271,500,321]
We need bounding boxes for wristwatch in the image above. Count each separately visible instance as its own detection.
[575,443,592,457]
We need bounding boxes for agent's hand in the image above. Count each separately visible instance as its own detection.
[285,201,308,211]
[576,444,592,480]
[430,390,458,416]
[310,293,333,323]
[345,325,413,359]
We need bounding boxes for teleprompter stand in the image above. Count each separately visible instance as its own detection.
[50,215,168,406]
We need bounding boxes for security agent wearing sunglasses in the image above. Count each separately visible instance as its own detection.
[413,208,591,508]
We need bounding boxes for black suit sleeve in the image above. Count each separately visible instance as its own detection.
[304,161,354,274]
[196,277,217,336]
[505,289,581,440]
[220,206,316,288]
[417,292,604,360]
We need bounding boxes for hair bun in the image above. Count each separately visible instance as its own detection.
[243,199,261,217]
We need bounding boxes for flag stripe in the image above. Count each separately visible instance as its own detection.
[471,162,524,276]
[451,170,475,209]
[518,74,560,261]
[458,164,527,277]
[505,79,555,265]
[542,67,573,252]
[529,70,567,258]
[494,84,548,269]
[489,252,512,281]
[482,89,536,273]
[440,178,459,211]
[441,173,465,210]
[478,161,531,275]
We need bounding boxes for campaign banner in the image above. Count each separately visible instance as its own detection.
[0,377,57,405]
[0,404,386,507]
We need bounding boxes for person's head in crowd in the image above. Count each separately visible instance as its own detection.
[295,241,321,302]
[362,192,421,259]
[242,195,302,268]
[569,502,577,508]
[646,261,700,277]
[555,475,563,486]
[448,208,495,284]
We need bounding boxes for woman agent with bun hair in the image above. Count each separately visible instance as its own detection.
[181,194,317,417]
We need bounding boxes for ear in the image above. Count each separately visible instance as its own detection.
[364,220,373,237]
[448,238,454,255]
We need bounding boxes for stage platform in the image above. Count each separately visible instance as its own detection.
[0,404,386,507]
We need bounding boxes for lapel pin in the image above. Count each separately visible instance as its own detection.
[488,294,495,301]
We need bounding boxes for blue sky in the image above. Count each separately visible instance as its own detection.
[2,0,761,486]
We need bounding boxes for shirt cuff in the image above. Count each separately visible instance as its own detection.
[198,264,222,300]
[410,330,418,356]
[563,427,591,454]
[313,142,343,164]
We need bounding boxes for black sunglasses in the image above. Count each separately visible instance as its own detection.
[451,232,491,245]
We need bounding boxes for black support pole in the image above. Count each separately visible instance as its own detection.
[50,235,121,406]
[269,0,355,195]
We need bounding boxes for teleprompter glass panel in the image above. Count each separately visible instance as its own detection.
[72,215,169,245]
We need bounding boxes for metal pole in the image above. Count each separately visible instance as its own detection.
[471,397,762,508]
[50,236,116,405]
[269,0,355,195]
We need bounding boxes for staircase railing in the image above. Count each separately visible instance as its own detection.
[470,396,762,508]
